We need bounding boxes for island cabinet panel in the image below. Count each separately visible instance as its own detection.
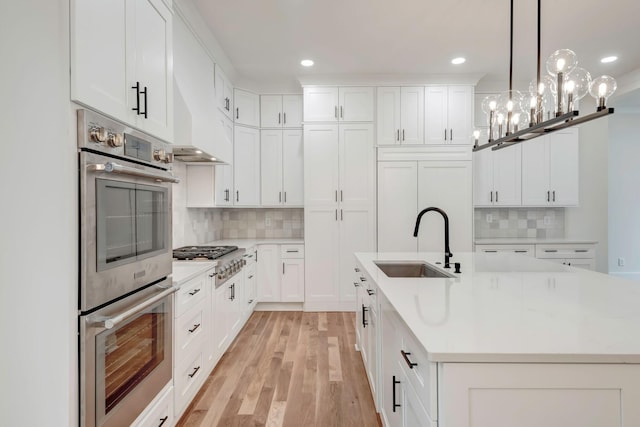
[439,363,640,427]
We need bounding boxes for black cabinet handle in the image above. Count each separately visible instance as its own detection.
[353,282,360,288]
[392,376,401,412]
[401,350,418,369]
[444,128,447,141]
[402,129,405,141]
[141,85,148,118]
[283,112,287,124]
[553,190,556,202]
[283,262,285,274]
[496,191,499,202]
[188,323,201,333]
[284,192,287,203]
[188,288,201,296]
[158,416,169,427]
[362,304,368,328]
[450,128,453,140]
[397,129,400,141]
[366,289,374,296]
[131,82,141,115]
[354,267,360,272]
[514,250,528,253]
[188,366,200,378]
[236,190,239,202]
[547,190,550,202]
[236,107,239,120]
[278,112,281,124]
[490,191,493,202]
[229,284,234,300]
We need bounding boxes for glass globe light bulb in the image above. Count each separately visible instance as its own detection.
[530,96,537,108]
[497,114,504,125]
[546,49,578,76]
[473,130,480,139]
[565,80,575,93]
[507,100,513,112]
[481,95,498,114]
[589,75,617,110]
[565,67,592,101]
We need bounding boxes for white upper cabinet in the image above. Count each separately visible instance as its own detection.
[522,128,579,206]
[215,65,233,119]
[377,162,418,252]
[261,95,302,128]
[260,129,303,207]
[473,145,522,206]
[425,85,473,145]
[233,126,260,206]
[215,164,234,207]
[71,0,173,142]
[234,89,259,127]
[303,87,374,122]
[376,87,425,145]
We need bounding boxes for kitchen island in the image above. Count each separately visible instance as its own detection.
[355,251,640,427]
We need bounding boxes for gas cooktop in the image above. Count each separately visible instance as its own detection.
[173,245,238,260]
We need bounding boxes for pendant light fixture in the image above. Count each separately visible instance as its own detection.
[473,0,616,152]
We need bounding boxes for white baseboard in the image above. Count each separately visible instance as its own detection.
[254,302,304,311]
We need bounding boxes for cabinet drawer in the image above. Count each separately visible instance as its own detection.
[132,384,173,427]
[175,272,209,317]
[176,298,207,359]
[245,262,257,279]
[400,329,438,420]
[535,244,595,259]
[175,350,206,416]
[476,244,535,256]
[280,244,304,258]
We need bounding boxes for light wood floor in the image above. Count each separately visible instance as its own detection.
[177,311,382,427]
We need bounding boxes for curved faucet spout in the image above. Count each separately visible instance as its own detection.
[413,207,453,268]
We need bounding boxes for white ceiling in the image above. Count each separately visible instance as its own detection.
[191,0,640,91]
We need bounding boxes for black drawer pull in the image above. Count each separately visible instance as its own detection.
[484,250,497,253]
[575,249,588,253]
[354,267,360,272]
[545,250,558,253]
[188,323,201,333]
[366,289,375,296]
[514,250,528,253]
[286,249,299,253]
[188,288,201,296]
[188,366,200,378]
[158,415,169,427]
[392,376,401,412]
[401,350,418,369]
[360,277,366,282]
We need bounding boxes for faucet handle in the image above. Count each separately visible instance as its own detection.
[454,263,461,274]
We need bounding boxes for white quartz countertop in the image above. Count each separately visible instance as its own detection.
[203,238,304,248]
[356,251,640,363]
[474,237,598,245]
[172,261,215,286]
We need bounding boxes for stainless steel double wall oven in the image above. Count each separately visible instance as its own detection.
[77,110,178,427]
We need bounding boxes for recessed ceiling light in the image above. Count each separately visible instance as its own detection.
[300,59,314,67]
[451,57,466,65]
[601,56,618,64]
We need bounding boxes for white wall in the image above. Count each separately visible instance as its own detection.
[564,119,609,273]
[608,112,640,277]
[0,1,76,426]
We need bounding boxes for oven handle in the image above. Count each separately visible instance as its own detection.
[92,286,178,329]
[86,162,180,184]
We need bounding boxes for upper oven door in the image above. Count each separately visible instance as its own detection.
[80,151,177,312]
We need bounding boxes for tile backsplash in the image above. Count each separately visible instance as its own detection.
[474,207,565,239]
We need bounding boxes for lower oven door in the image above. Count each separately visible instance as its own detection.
[80,279,176,427]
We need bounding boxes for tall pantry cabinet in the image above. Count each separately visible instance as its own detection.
[303,87,376,310]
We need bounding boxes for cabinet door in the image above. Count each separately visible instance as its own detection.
[304,208,340,302]
[522,138,551,206]
[215,65,233,118]
[303,125,339,207]
[473,149,494,207]
[257,245,281,302]
[447,86,473,145]
[339,207,376,303]
[493,144,522,206]
[380,298,403,427]
[214,164,233,207]
[549,129,579,206]
[234,89,259,127]
[417,160,473,252]
[339,87,374,122]
[213,283,231,358]
[424,86,448,144]
[282,130,304,206]
[281,258,304,302]
[400,87,425,145]
[260,129,284,206]
[186,165,215,208]
[229,275,244,337]
[376,87,401,145]
[377,162,418,252]
[282,94,303,128]
[233,126,260,206]
[304,87,339,122]
[213,110,234,164]
[260,95,283,128]
[71,0,128,123]
[130,0,173,141]
[339,124,375,208]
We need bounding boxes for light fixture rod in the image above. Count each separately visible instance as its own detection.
[509,0,514,95]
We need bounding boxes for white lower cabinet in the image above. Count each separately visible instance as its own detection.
[257,244,305,303]
[355,266,379,409]
[131,383,173,427]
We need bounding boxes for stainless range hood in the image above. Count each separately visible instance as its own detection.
[172,146,224,163]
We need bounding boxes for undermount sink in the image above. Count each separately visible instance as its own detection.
[374,261,455,279]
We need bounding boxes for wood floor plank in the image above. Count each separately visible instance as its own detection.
[176,311,381,427]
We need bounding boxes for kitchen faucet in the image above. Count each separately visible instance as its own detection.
[413,207,452,269]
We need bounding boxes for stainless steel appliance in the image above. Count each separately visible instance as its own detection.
[77,109,179,427]
[173,245,246,287]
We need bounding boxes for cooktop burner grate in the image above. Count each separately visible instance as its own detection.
[173,245,238,260]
